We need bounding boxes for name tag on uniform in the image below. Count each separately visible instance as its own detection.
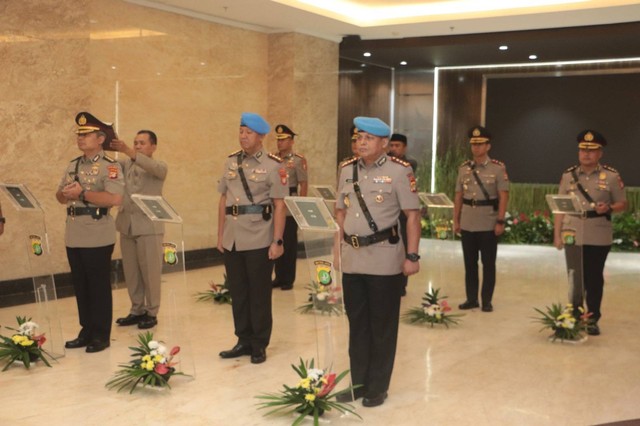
[254,168,267,174]
[373,176,392,184]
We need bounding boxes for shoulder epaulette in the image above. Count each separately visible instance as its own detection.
[228,149,242,158]
[390,156,410,167]
[459,160,472,168]
[294,153,305,159]
[103,154,116,163]
[70,155,82,163]
[564,165,579,173]
[268,153,283,163]
[340,156,358,168]
[491,159,504,167]
[602,164,619,174]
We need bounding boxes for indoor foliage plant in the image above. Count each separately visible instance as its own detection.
[0,316,53,371]
[296,281,344,316]
[106,331,185,393]
[256,358,362,426]
[533,303,591,342]
[195,275,231,304]
[403,287,463,327]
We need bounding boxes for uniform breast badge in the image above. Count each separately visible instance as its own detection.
[375,194,384,203]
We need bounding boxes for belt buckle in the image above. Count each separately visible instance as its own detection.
[350,235,360,249]
[232,204,239,216]
[69,205,76,218]
[471,199,477,208]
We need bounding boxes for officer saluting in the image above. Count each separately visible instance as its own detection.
[336,116,421,408]
[217,112,288,364]
[553,130,626,336]
[453,126,509,313]
[272,124,308,290]
[56,112,124,353]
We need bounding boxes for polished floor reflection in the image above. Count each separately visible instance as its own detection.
[2,240,639,425]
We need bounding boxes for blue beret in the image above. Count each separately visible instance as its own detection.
[353,116,390,138]
[240,112,270,135]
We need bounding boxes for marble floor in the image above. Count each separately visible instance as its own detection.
[1,240,640,426]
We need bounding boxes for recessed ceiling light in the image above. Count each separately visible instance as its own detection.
[499,45,508,51]
[360,63,367,68]
[111,66,117,70]
[400,61,407,65]
[529,54,538,60]
[363,52,371,57]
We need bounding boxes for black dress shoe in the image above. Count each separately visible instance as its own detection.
[251,348,267,364]
[459,301,480,310]
[280,284,293,291]
[362,392,388,407]
[336,389,365,403]
[86,340,110,353]
[65,337,89,349]
[138,315,158,329]
[482,302,493,312]
[587,323,601,336]
[219,344,252,359]
[116,313,146,326]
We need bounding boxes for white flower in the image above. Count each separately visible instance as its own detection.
[156,344,167,355]
[148,341,159,349]
[19,321,39,336]
[307,368,324,381]
[316,292,328,301]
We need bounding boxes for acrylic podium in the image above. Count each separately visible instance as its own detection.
[0,183,65,360]
[130,194,196,379]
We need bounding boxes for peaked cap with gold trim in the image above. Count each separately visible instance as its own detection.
[577,129,607,150]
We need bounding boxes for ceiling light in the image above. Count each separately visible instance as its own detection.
[400,61,407,65]
[360,63,367,68]
[529,54,538,60]
[499,45,508,51]
[111,66,117,70]
[363,52,371,57]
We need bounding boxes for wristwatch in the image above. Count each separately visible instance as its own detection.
[496,219,506,225]
[274,239,284,246]
[406,253,420,262]
[79,189,86,203]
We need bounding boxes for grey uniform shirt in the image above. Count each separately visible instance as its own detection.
[116,153,168,236]
[337,154,420,276]
[217,147,289,251]
[455,157,509,232]
[280,152,308,194]
[558,164,625,246]
[58,150,125,248]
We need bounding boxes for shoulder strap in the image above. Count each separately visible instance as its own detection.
[236,152,254,204]
[352,164,378,233]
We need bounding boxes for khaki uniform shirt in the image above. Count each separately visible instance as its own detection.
[58,151,125,248]
[455,157,509,232]
[116,153,168,236]
[217,147,289,251]
[280,152,307,195]
[337,154,420,276]
[558,164,625,246]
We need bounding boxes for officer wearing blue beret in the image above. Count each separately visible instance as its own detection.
[217,112,288,364]
[336,116,421,407]
[553,130,626,336]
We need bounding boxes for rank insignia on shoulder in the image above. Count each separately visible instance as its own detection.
[565,165,579,173]
[390,156,410,167]
[103,154,116,163]
[268,153,284,163]
[294,153,305,159]
[491,159,504,167]
[460,160,472,168]
[340,157,358,168]
[602,164,619,174]
[229,149,242,157]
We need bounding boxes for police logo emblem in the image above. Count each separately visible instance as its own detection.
[585,132,594,142]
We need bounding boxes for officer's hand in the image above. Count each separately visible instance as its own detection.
[403,259,420,276]
[494,223,505,236]
[61,181,82,199]
[453,223,461,234]
[216,240,224,253]
[268,243,284,260]
[110,139,135,158]
[553,235,564,250]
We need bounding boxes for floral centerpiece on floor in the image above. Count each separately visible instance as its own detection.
[195,275,231,304]
[0,316,53,371]
[256,358,361,426]
[106,331,186,393]
[533,303,592,342]
[296,282,344,316]
[403,288,463,328]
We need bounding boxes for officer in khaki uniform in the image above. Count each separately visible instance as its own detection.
[553,130,626,336]
[336,116,421,408]
[112,130,168,330]
[272,124,308,290]
[56,112,124,353]
[454,126,509,312]
[217,112,288,364]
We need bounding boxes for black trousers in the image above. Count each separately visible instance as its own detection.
[461,230,497,305]
[564,244,610,322]
[273,216,298,286]
[224,246,273,349]
[66,245,114,342]
[343,273,404,396]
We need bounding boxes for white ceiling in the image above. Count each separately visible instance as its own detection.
[125,0,640,42]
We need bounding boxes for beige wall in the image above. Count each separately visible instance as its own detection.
[0,0,338,280]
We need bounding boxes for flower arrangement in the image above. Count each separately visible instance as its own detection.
[502,210,554,245]
[106,331,186,393]
[0,316,53,371]
[256,358,361,426]
[195,275,231,304]
[296,281,344,316]
[403,288,463,328]
[533,303,592,341]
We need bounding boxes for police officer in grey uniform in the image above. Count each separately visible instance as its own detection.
[553,130,626,336]
[112,130,168,330]
[336,116,421,408]
[56,112,124,353]
[272,124,308,290]
[453,126,509,312]
[217,112,288,364]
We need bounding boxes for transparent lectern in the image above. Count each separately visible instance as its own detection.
[130,194,196,379]
[0,183,65,360]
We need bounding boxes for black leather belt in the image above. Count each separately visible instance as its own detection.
[225,204,272,216]
[344,225,399,248]
[67,206,108,219]
[463,198,498,208]
[583,210,611,221]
